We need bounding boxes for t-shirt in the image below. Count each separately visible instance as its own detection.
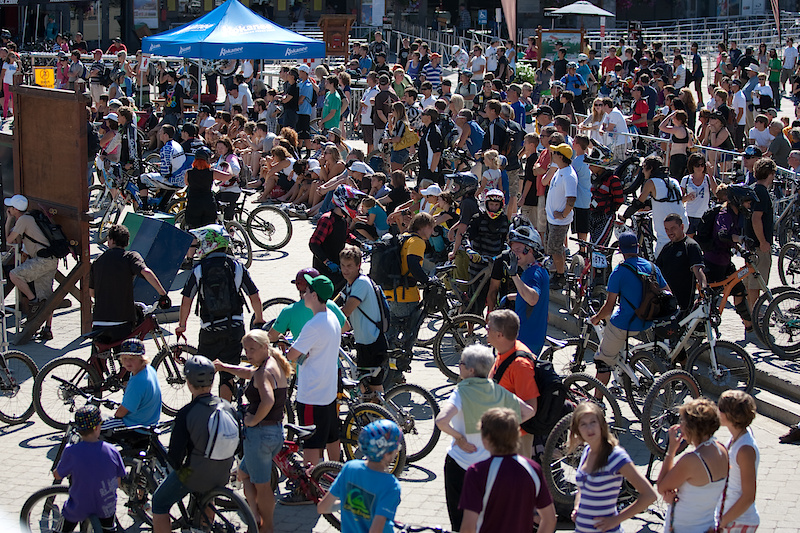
[655,236,704,312]
[89,248,146,325]
[2,61,16,84]
[768,133,791,168]
[572,154,592,209]
[491,340,541,401]
[748,127,774,149]
[673,64,686,88]
[273,300,346,340]
[459,455,553,533]
[13,213,49,257]
[745,182,774,247]
[470,55,486,78]
[56,440,126,522]
[329,460,401,533]
[385,234,426,303]
[291,308,342,405]
[546,165,578,225]
[383,186,410,214]
[369,204,389,234]
[298,79,314,116]
[783,45,799,69]
[322,90,342,130]
[732,91,747,126]
[752,84,773,106]
[163,83,185,115]
[515,264,550,356]
[601,56,622,74]
[121,365,162,427]
[360,85,379,125]
[604,107,629,147]
[680,175,713,218]
[575,445,632,533]
[372,89,398,130]
[607,256,667,332]
[343,274,381,345]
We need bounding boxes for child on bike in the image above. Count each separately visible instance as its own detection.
[53,405,126,533]
[318,419,402,533]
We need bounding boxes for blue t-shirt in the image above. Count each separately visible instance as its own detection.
[577,64,593,84]
[299,79,314,116]
[515,264,549,356]
[608,256,667,332]
[572,154,592,209]
[122,365,162,427]
[330,460,401,533]
[369,204,389,233]
[359,57,373,74]
[510,101,525,128]
[561,73,586,96]
[56,440,126,522]
[343,274,381,345]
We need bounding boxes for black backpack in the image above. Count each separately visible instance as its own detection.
[369,233,410,293]
[197,256,243,327]
[99,65,114,88]
[621,262,679,322]
[493,350,568,436]
[23,210,73,259]
[309,83,318,107]
[694,205,722,252]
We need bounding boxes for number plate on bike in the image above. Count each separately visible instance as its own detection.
[389,358,399,370]
[592,252,608,268]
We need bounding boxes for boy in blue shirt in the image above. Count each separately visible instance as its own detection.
[318,420,402,532]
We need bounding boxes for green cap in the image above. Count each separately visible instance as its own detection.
[303,274,335,301]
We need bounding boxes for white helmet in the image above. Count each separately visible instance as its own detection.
[508,225,543,254]
[452,44,460,54]
[189,223,230,259]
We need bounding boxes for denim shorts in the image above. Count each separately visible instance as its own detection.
[391,147,410,165]
[239,424,284,484]
[151,470,191,515]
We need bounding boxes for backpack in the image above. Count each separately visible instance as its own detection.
[235,154,251,184]
[309,83,318,107]
[694,205,722,252]
[99,65,114,87]
[80,63,89,81]
[346,276,391,334]
[204,398,241,461]
[498,119,517,157]
[621,262,679,322]
[652,175,682,203]
[369,233,410,292]
[197,256,244,327]
[493,350,568,436]
[23,210,73,259]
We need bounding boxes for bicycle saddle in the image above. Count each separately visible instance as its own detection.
[285,423,316,439]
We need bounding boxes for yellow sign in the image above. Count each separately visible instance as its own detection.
[34,67,55,89]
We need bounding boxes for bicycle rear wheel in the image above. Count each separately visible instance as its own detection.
[779,242,800,286]
[563,372,624,432]
[341,403,406,477]
[641,370,700,458]
[541,413,582,505]
[246,205,293,251]
[540,338,599,376]
[615,155,644,196]
[97,200,123,243]
[566,255,586,315]
[88,185,111,228]
[310,461,343,530]
[250,296,296,329]
[151,343,199,416]
[752,286,798,345]
[763,290,800,359]
[685,340,755,394]
[621,350,667,420]
[225,220,252,268]
[383,383,440,462]
[0,350,38,425]
[20,485,87,533]
[33,357,103,431]
[195,487,258,533]
[432,314,487,380]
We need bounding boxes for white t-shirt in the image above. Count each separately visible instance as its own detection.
[420,95,437,109]
[752,84,773,106]
[291,308,342,405]
[748,127,774,149]
[200,116,216,130]
[241,60,254,79]
[680,174,712,218]
[546,165,578,226]
[360,85,379,125]
[3,62,16,84]
[604,107,629,147]
[486,46,498,73]
[732,90,747,125]
[783,45,798,69]
[470,55,486,79]
[673,64,686,89]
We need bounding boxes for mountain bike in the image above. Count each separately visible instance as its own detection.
[762,289,800,359]
[778,241,800,286]
[174,198,254,268]
[566,238,617,315]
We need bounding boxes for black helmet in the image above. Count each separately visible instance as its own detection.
[183,355,216,387]
[194,146,213,162]
[446,172,479,201]
[726,185,758,218]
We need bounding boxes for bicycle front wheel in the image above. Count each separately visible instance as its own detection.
[566,254,586,315]
[88,185,111,228]
[540,338,599,376]
[685,340,755,394]
[20,485,84,533]
[341,403,406,477]
[225,220,252,268]
[33,357,103,431]
[541,413,582,505]
[246,205,293,251]
[152,343,199,416]
[641,370,701,458]
[0,350,38,424]
[763,290,800,359]
[779,242,800,286]
[97,200,123,243]
[432,314,487,380]
[383,383,440,462]
[310,461,344,530]
[752,286,799,345]
[621,349,667,420]
[195,487,258,533]
[250,296,296,329]
[563,372,624,432]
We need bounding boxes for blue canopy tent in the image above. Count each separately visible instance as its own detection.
[141,0,325,60]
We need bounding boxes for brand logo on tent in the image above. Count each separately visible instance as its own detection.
[149,44,161,51]
[286,46,308,57]
[179,46,191,55]
[220,46,244,57]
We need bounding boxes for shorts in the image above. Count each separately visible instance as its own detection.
[297,400,340,449]
[356,333,388,386]
[506,168,520,200]
[571,208,589,235]
[536,197,548,235]
[296,114,312,140]
[594,322,630,371]
[198,324,245,389]
[687,216,702,235]
[546,222,570,256]
[723,524,758,533]
[12,256,58,300]
[152,470,191,515]
[744,247,771,291]
[353,222,379,240]
[391,147,410,165]
[239,424,284,484]
[705,261,746,298]
[362,124,375,144]
[373,128,385,148]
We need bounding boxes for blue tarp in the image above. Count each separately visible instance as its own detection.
[141,0,325,60]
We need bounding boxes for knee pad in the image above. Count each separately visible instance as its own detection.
[735,300,752,323]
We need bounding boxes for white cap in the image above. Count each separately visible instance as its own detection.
[4,194,28,211]
[307,158,322,174]
[452,44,460,53]
[297,64,311,74]
[108,98,123,107]
[349,161,375,175]
[103,112,118,122]
[420,184,443,196]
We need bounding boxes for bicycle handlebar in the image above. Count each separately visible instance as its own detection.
[568,237,618,253]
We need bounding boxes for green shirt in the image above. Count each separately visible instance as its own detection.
[273,300,347,339]
[769,57,782,83]
[322,90,342,130]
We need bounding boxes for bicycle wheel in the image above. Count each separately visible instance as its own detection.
[778,217,800,247]
[383,383,440,462]
[541,413,581,505]
[563,373,624,432]
[416,291,460,347]
[685,340,755,395]
[779,243,800,286]
[225,220,253,268]
[541,338,599,376]
[195,487,258,533]
[0,350,38,425]
[20,485,90,533]
[763,290,800,359]
[621,349,667,421]
[402,160,419,182]
[246,205,293,251]
[151,343,199,416]
[615,155,644,196]
[310,461,343,530]
[566,255,586,315]
[250,296,296,329]
[97,200,123,243]
[432,314,487,381]
[752,286,798,345]
[641,370,701,458]
[341,403,406,477]
[33,357,103,431]
[173,209,187,231]
[88,185,110,228]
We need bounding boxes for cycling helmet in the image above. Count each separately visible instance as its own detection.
[194,146,213,162]
[1,29,10,39]
[484,189,506,219]
[508,225,543,254]
[510,213,534,231]
[726,185,759,218]
[332,184,366,219]
[577,53,589,62]
[446,172,479,201]
[584,145,615,168]
[190,224,230,258]
[183,355,216,388]
[357,419,403,462]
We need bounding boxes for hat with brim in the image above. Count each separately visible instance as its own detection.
[420,184,443,196]
[303,274,335,301]
[618,232,639,254]
[307,159,322,175]
[104,112,118,122]
[349,161,375,175]
[536,105,554,116]
[549,143,573,160]
[4,194,27,211]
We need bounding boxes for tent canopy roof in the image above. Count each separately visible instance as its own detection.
[550,1,615,17]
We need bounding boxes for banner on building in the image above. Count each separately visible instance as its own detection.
[134,0,159,29]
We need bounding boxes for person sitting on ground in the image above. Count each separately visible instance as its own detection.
[351,196,389,241]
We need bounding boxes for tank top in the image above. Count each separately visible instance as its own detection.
[671,128,690,144]
[717,428,760,526]
[651,176,688,229]
[665,440,727,533]
[680,174,711,218]
[244,366,287,425]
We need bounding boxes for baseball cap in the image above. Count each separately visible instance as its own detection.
[74,405,102,433]
[743,145,763,158]
[296,64,311,74]
[119,338,146,357]
[4,194,27,211]
[199,105,213,114]
[431,52,441,59]
[103,112,119,122]
[303,274,335,302]
[536,105,554,116]
[618,232,639,254]
[108,98,123,108]
[92,48,103,55]
[549,143,573,160]
[349,161,374,175]
[420,184,443,196]
[307,158,322,174]
[730,78,742,87]
[293,267,320,291]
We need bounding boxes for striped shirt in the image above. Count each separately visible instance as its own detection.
[421,63,442,90]
[575,445,632,533]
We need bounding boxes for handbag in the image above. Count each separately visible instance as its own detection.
[394,124,420,151]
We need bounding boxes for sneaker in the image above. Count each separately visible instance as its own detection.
[279,489,314,506]
[549,274,566,290]
[779,425,800,443]
[28,298,46,317]
[36,326,53,341]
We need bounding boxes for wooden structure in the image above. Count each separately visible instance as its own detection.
[318,15,356,58]
[11,85,90,344]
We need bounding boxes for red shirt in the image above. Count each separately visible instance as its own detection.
[490,340,541,402]
[601,55,622,75]
[106,43,127,54]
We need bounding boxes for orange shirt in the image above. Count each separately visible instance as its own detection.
[491,340,541,401]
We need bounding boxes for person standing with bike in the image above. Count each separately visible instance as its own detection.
[656,213,709,316]
[744,158,775,319]
[152,355,240,533]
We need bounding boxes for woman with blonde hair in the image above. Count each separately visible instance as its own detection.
[388,101,412,171]
[578,97,607,145]
[214,330,291,533]
[569,402,657,533]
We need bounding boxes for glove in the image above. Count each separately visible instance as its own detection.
[427,276,440,286]
[158,294,172,310]
[467,249,482,263]
[507,254,519,277]
[326,261,340,273]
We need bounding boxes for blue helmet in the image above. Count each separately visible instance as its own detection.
[358,419,402,462]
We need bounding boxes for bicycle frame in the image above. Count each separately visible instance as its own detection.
[706,250,771,317]
[448,262,493,315]
[271,438,329,502]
